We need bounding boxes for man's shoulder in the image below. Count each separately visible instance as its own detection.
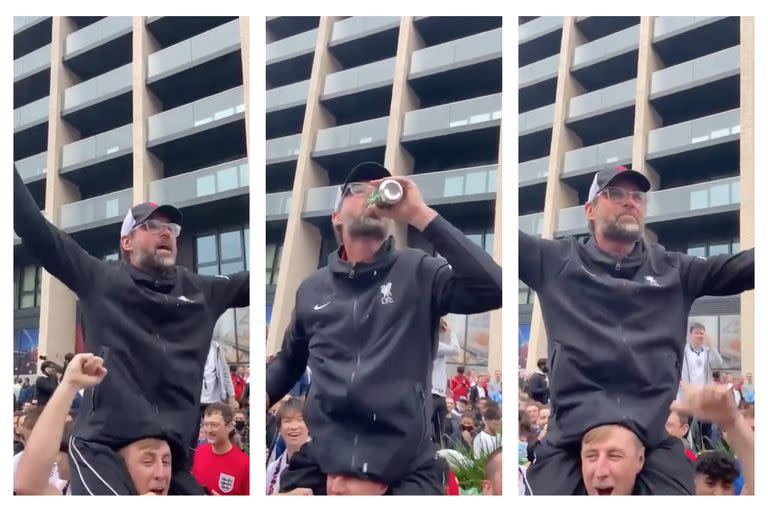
[231,446,250,467]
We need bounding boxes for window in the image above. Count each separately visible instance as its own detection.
[193,227,250,366]
[464,227,494,255]
[103,251,118,262]
[687,239,740,258]
[219,229,245,275]
[194,226,249,276]
[16,265,41,309]
[445,311,491,376]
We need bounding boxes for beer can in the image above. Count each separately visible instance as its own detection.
[368,179,403,208]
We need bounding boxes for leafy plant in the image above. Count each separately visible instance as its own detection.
[438,434,501,494]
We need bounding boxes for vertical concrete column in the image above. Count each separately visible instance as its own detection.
[526,17,585,369]
[132,16,163,204]
[267,17,342,354]
[38,16,81,364]
[631,16,662,244]
[487,132,503,374]
[383,16,425,249]
[738,17,754,377]
[240,17,250,159]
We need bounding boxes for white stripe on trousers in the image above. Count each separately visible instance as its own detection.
[68,436,120,495]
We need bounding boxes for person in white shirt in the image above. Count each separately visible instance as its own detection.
[14,377,23,405]
[474,403,501,458]
[679,322,723,444]
[197,340,239,449]
[431,317,461,447]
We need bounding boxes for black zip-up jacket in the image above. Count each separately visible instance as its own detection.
[519,230,754,449]
[266,215,502,484]
[14,168,249,464]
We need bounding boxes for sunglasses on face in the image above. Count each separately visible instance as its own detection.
[343,182,376,197]
[133,219,182,238]
[598,187,647,205]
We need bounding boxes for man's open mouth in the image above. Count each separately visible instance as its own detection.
[596,487,614,496]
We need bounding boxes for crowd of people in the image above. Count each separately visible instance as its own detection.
[13,355,252,495]
[265,361,503,496]
[519,356,756,496]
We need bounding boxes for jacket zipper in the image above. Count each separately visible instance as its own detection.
[350,293,361,469]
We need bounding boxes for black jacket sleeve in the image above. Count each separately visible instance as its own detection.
[265,308,308,408]
[203,271,250,316]
[419,215,502,315]
[519,230,570,291]
[14,166,101,298]
[679,249,755,299]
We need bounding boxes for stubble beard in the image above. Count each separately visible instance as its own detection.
[346,214,390,241]
[135,246,176,273]
[599,214,643,244]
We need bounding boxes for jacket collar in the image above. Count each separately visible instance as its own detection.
[581,235,647,278]
[122,261,178,290]
[327,237,398,279]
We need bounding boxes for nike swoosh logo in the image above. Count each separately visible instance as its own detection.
[314,302,331,311]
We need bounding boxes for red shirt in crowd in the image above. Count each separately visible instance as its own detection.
[192,443,250,495]
[450,374,470,400]
[684,448,697,462]
[447,470,460,495]
[232,374,246,400]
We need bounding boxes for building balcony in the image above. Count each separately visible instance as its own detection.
[321,57,396,124]
[520,212,544,237]
[266,28,317,87]
[149,158,248,209]
[266,79,310,139]
[561,136,633,196]
[519,16,563,67]
[653,16,739,66]
[571,24,640,90]
[409,28,501,106]
[519,54,559,112]
[60,188,133,233]
[519,102,554,162]
[646,108,739,180]
[650,45,740,125]
[147,86,246,171]
[566,78,636,145]
[147,19,242,109]
[60,124,133,188]
[312,117,389,182]
[329,16,400,67]
[14,96,49,160]
[265,191,292,226]
[62,63,132,135]
[64,16,132,80]
[402,94,501,168]
[16,151,47,184]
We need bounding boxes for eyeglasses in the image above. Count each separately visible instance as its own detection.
[599,187,647,205]
[134,219,182,238]
[344,182,376,197]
